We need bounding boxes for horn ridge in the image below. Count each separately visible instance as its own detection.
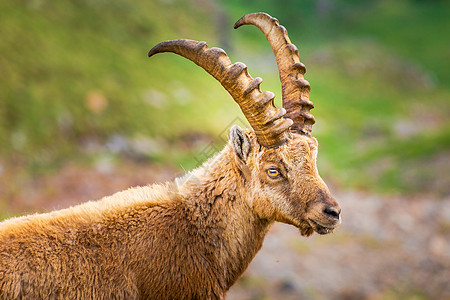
[149,39,292,148]
[234,12,315,136]
[244,77,263,96]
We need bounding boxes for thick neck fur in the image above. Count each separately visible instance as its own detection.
[125,144,272,298]
[182,145,272,280]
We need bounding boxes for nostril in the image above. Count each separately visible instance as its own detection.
[323,207,340,220]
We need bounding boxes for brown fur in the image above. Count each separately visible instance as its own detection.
[0,130,340,299]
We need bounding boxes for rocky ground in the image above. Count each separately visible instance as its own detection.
[1,162,449,299]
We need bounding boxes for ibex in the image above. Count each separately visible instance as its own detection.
[0,13,341,299]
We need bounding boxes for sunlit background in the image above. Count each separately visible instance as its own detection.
[1,0,449,299]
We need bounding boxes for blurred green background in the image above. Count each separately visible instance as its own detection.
[0,0,449,205]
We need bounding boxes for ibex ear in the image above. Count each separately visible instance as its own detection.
[230,125,252,181]
[230,125,251,163]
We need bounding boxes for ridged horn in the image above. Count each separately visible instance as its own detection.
[234,12,315,136]
[148,39,293,148]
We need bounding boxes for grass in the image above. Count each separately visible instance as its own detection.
[0,0,449,196]
[0,0,229,151]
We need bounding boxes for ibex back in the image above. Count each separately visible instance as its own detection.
[0,13,341,299]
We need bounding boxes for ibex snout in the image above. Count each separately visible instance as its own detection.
[323,206,341,221]
[308,194,341,235]
[322,194,341,219]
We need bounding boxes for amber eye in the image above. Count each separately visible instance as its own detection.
[266,168,280,178]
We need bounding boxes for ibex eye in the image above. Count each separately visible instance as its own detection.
[266,168,280,178]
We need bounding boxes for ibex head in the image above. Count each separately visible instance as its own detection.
[149,13,341,236]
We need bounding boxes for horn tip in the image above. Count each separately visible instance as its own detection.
[148,43,162,57]
[234,12,277,29]
[234,18,245,29]
[148,40,177,57]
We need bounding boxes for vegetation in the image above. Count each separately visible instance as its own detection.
[1,0,449,195]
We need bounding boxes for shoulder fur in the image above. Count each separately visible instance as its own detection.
[0,182,177,237]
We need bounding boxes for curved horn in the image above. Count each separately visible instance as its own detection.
[149,39,293,148]
[234,12,315,136]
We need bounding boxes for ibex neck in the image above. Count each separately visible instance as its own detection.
[176,145,272,289]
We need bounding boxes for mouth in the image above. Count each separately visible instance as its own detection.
[309,219,340,235]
